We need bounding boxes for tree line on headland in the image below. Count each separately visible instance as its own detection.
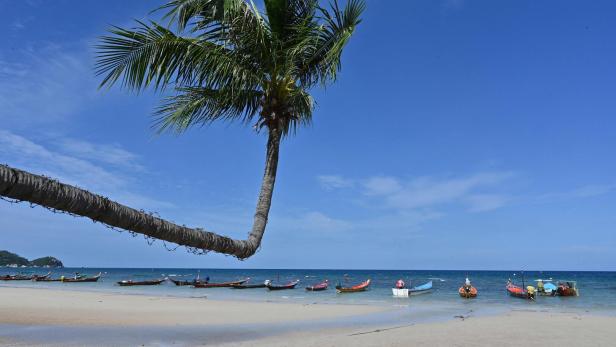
[0,250,63,268]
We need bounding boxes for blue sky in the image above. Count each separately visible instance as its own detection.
[1,0,615,270]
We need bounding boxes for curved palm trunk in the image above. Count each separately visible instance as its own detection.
[0,129,281,259]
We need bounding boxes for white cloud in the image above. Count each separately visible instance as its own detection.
[0,130,169,210]
[362,176,402,196]
[378,172,514,210]
[466,194,509,212]
[59,138,145,172]
[536,183,616,203]
[317,175,354,190]
[0,45,96,128]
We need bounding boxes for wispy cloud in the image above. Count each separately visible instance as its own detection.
[536,183,616,203]
[322,171,515,213]
[317,175,354,190]
[0,44,96,128]
[0,130,170,210]
[58,138,145,172]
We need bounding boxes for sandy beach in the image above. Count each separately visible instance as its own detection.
[1,286,615,346]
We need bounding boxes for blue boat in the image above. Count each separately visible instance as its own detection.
[409,280,433,295]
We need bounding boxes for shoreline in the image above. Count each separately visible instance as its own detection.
[2,287,616,346]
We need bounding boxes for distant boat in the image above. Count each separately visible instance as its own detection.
[169,278,207,286]
[117,279,164,286]
[535,279,557,296]
[507,281,535,300]
[556,281,579,297]
[193,278,250,288]
[61,273,102,283]
[230,281,267,289]
[1,272,50,281]
[336,279,370,293]
[266,279,300,291]
[459,286,478,298]
[409,281,433,296]
[306,280,328,291]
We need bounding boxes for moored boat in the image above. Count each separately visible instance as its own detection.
[61,273,102,283]
[169,278,207,286]
[266,279,300,290]
[305,280,328,291]
[230,281,267,289]
[535,279,557,296]
[409,281,433,296]
[117,279,164,286]
[1,272,50,281]
[392,279,409,297]
[459,286,478,298]
[336,279,370,293]
[507,280,535,300]
[556,281,579,296]
[193,278,250,288]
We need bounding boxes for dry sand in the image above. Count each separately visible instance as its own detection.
[223,311,616,347]
[0,286,383,326]
[1,286,615,346]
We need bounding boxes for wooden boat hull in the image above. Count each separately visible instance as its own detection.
[408,281,433,296]
[62,273,101,283]
[507,284,534,300]
[459,286,478,298]
[230,284,266,289]
[118,280,164,286]
[306,281,328,291]
[336,279,371,293]
[267,280,300,290]
[193,278,249,288]
[169,279,207,286]
[557,287,578,296]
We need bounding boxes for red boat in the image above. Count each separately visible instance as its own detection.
[507,282,535,300]
[336,279,371,293]
[306,280,328,291]
[556,281,579,297]
[266,279,300,290]
[193,278,249,288]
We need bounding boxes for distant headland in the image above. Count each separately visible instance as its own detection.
[0,250,63,268]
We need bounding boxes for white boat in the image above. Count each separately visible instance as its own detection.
[392,288,409,297]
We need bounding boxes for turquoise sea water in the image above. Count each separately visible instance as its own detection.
[2,268,615,314]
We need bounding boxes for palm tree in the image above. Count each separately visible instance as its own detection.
[0,0,364,259]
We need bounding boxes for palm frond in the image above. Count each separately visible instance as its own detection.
[155,87,263,132]
[96,20,263,92]
[293,0,365,87]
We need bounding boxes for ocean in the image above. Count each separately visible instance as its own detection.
[2,268,615,314]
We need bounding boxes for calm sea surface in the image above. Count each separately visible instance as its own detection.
[2,268,615,315]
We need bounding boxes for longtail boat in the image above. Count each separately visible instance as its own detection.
[34,274,85,282]
[306,280,328,291]
[336,279,371,293]
[117,279,164,286]
[535,279,557,296]
[266,279,300,291]
[193,278,249,288]
[1,272,50,281]
[230,280,267,289]
[169,278,207,286]
[507,281,535,300]
[459,286,478,298]
[61,273,102,283]
[556,281,579,296]
[409,281,433,296]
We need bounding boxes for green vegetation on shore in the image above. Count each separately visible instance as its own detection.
[0,250,63,268]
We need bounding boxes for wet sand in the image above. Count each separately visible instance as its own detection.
[1,287,615,346]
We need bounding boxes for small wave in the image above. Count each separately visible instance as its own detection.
[428,278,446,282]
